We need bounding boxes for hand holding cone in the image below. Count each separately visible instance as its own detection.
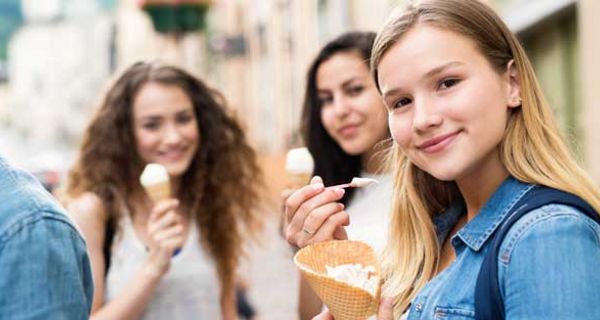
[140,163,181,257]
[294,240,382,320]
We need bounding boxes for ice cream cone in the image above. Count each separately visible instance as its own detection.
[140,163,171,202]
[143,181,171,202]
[286,172,312,190]
[294,240,382,320]
[285,147,314,189]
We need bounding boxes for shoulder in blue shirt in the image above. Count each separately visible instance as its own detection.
[408,177,600,320]
[0,157,94,319]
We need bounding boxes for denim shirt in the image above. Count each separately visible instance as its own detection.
[0,157,93,319]
[407,177,600,319]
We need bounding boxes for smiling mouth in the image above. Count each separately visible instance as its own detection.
[159,149,188,161]
[338,124,360,138]
[417,131,460,153]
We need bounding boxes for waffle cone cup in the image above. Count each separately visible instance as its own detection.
[143,181,171,202]
[294,240,381,320]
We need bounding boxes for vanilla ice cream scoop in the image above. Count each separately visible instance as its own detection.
[140,163,171,202]
[285,147,314,174]
[326,263,379,296]
[285,147,314,189]
[349,177,378,188]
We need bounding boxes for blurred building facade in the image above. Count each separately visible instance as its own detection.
[4,0,116,170]
[494,0,600,183]
[205,0,397,154]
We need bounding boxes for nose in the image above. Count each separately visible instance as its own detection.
[331,94,351,117]
[412,97,443,133]
[163,123,183,145]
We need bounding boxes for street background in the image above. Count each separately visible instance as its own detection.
[0,0,599,319]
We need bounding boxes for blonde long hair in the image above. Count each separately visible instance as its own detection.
[370,0,600,315]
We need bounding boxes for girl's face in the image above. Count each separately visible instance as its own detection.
[317,51,389,156]
[377,24,521,182]
[133,82,199,178]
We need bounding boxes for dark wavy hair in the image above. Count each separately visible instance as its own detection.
[301,31,377,205]
[64,61,264,293]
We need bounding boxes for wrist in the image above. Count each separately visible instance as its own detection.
[141,261,166,282]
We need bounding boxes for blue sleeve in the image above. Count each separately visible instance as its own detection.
[499,205,600,319]
[0,214,94,319]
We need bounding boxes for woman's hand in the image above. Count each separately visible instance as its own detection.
[312,297,395,320]
[284,176,349,248]
[143,199,185,278]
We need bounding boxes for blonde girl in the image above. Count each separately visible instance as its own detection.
[314,0,600,319]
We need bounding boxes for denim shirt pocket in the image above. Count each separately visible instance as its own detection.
[433,306,475,320]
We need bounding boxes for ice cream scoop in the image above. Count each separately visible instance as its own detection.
[140,163,171,202]
[326,263,379,296]
[285,147,315,189]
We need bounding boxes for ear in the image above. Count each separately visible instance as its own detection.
[505,60,521,108]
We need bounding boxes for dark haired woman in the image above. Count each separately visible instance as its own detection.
[285,31,393,319]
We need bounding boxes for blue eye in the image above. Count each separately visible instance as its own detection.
[439,78,460,89]
[391,97,412,110]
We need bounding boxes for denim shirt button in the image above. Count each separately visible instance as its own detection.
[452,237,461,246]
[415,303,423,312]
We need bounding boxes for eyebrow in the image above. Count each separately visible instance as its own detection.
[381,61,464,99]
[137,108,193,120]
[424,61,464,79]
[317,76,365,94]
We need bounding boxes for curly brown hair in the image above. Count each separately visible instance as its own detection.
[64,61,264,293]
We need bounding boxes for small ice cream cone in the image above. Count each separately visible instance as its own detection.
[140,163,171,202]
[285,147,314,189]
[294,240,382,320]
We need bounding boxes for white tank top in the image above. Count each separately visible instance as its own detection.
[345,172,393,255]
[105,215,222,320]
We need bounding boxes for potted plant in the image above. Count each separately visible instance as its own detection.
[138,0,212,34]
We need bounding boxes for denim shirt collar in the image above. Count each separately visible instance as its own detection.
[434,176,535,252]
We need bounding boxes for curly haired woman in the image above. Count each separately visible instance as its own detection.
[61,61,264,320]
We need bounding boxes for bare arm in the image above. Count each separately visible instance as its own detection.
[67,193,183,320]
[221,284,237,320]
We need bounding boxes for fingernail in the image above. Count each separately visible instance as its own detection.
[334,188,345,196]
[312,183,324,191]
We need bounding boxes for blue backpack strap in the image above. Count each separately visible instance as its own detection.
[474,186,600,320]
